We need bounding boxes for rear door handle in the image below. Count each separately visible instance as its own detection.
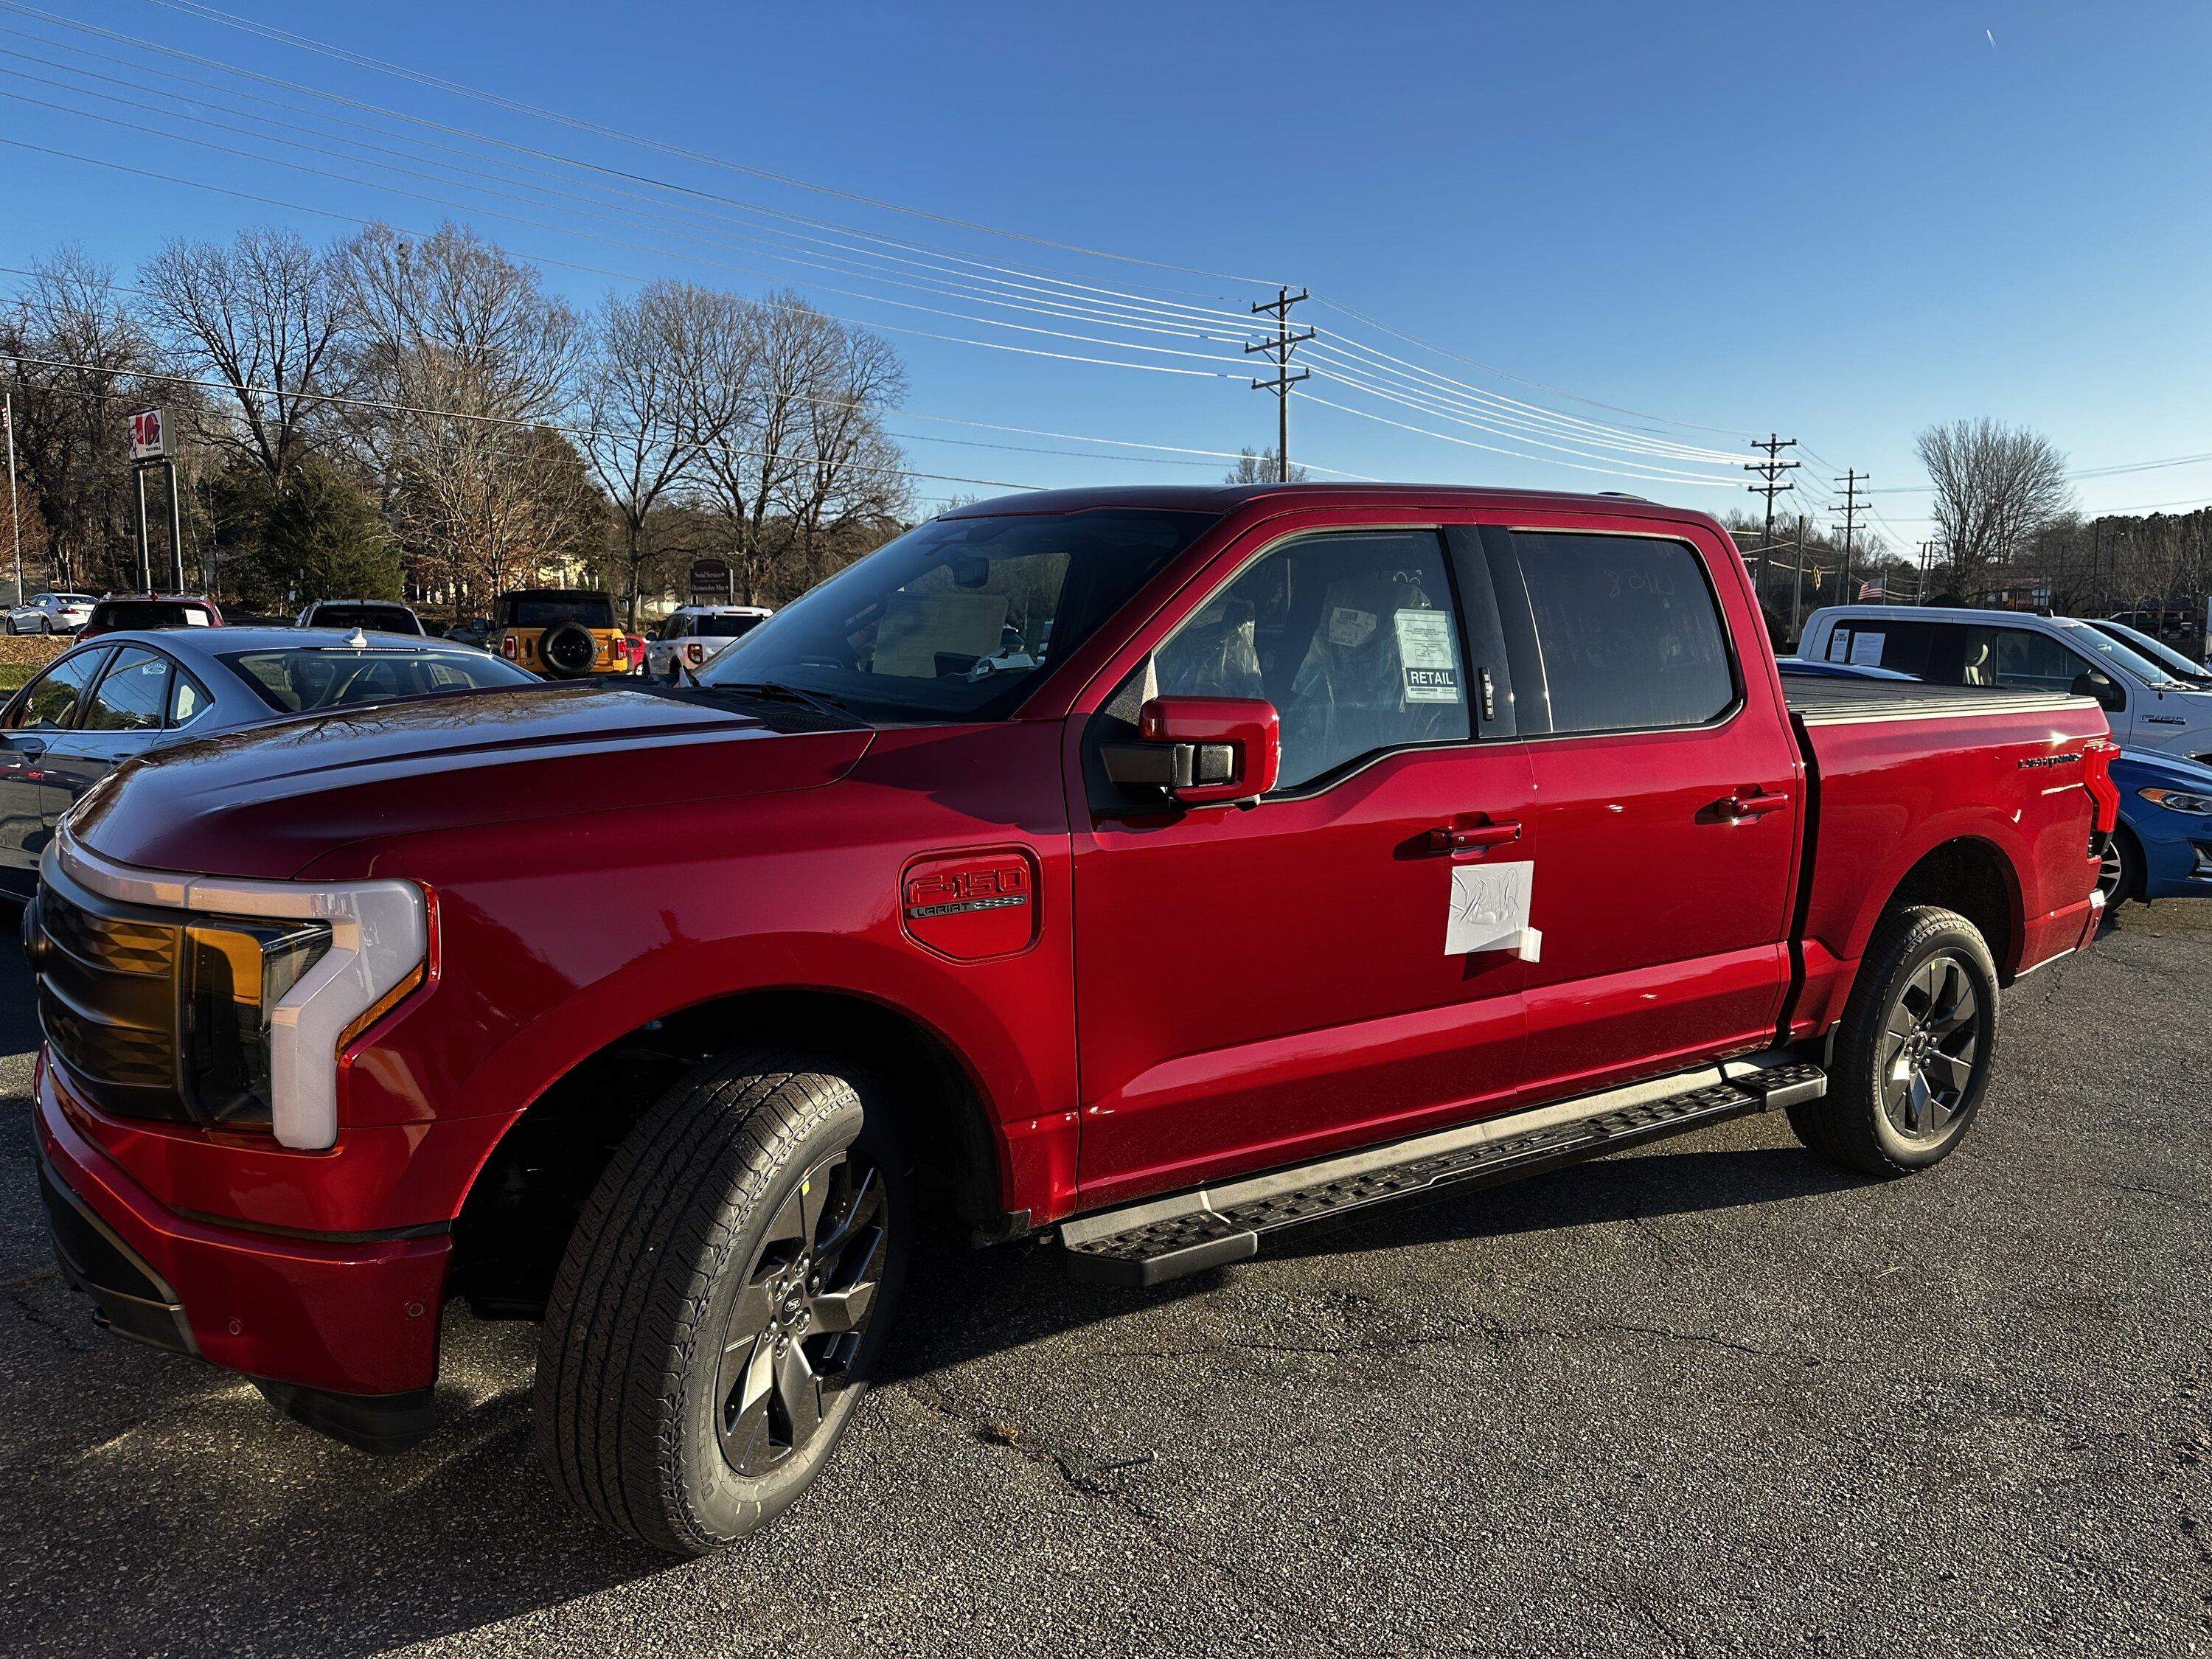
[1719,790,1790,820]
[1428,818,1523,852]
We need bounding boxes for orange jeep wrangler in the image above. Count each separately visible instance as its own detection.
[492,588,633,678]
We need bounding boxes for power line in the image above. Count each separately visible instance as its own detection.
[139,0,1294,289]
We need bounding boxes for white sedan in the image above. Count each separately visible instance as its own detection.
[5,593,97,635]
[644,605,772,679]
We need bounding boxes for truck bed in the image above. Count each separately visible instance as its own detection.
[1781,675,2093,726]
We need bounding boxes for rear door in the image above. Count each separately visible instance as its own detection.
[1487,520,1805,1098]
[1071,518,1537,1208]
[36,647,181,829]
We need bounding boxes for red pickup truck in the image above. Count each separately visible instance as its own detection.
[27,484,2115,1553]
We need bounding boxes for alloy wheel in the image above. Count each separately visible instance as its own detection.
[712,1147,888,1477]
[2097,841,2126,903]
[1880,952,1983,1141]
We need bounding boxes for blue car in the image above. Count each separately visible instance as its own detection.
[2104,747,2212,906]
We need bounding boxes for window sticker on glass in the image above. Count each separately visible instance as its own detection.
[1445,860,1540,960]
[1394,610,1462,703]
[1848,630,1886,667]
[1326,605,1377,649]
[1826,629,1852,663]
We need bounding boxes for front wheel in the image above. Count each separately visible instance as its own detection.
[1788,904,1999,1178]
[2098,829,2143,908]
[536,1050,909,1554]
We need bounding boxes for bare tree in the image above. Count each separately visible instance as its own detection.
[1916,417,2073,597]
[789,321,910,587]
[0,247,163,589]
[335,222,593,604]
[580,282,729,625]
[138,228,343,481]
[692,290,820,605]
[1225,446,1307,485]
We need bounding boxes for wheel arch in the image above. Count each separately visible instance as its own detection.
[1871,833,2023,981]
[446,984,1011,1321]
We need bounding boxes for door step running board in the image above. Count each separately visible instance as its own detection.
[1059,1060,1826,1286]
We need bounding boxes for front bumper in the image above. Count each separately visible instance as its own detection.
[34,1057,451,1402]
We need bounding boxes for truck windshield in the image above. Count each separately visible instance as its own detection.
[2053,618,2190,689]
[699,509,1214,720]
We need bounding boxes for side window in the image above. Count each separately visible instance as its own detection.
[1514,533,1736,733]
[11,649,110,731]
[81,648,173,732]
[1820,619,1935,678]
[1153,529,1470,791]
[1964,627,2087,695]
[168,670,209,727]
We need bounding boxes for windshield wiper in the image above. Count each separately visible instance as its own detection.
[715,679,857,718]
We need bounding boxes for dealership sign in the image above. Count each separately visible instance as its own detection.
[128,408,172,462]
[689,557,733,599]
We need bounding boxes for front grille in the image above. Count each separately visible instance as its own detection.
[34,860,192,1121]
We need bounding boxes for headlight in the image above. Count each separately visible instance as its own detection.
[54,830,428,1151]
[2138,786,2212,815]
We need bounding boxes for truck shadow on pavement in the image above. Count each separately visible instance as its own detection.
[0,1107,1862,1658]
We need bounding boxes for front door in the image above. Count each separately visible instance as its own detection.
[0,646,111,894]
[1071,523,1537,1210]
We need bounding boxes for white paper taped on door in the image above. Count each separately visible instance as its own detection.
[1446,860,1541,961]
[1394,610,1462,704]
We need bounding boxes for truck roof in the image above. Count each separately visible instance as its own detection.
[937,483,1670,518]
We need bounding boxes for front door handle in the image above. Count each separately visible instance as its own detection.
[1719,790,1790,820]
[1429,818,1523,852]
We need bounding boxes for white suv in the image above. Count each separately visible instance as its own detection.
[644,605,771,680]
[5,592,97,635]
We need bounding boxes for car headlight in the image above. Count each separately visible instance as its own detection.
[54,830,428,1150]
[2138,786,2212,815]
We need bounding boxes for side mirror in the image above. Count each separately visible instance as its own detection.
[2071,668,2125,712]
[1102,695,1281,806]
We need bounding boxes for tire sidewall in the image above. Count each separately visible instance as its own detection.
[1854,920,1999,1169]
[673,1080,911,1545]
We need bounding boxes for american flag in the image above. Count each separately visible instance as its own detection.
[1857,577,1885,601]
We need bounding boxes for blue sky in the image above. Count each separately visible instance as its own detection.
[6,1,2209,543]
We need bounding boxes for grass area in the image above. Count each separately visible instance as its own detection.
[0,664,36,692]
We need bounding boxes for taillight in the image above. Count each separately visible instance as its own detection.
[2083,740,2121,835]
[499,633,516,660]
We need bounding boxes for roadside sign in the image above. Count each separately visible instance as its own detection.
[689,557,733,599]
[128,408,171,462]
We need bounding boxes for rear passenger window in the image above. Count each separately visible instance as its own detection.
[1514,533,1735,732]
[1153,530,1470,791]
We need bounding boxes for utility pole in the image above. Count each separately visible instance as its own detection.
[3,392,19,606]
[1744,434,1798,608]
[1833,469,1868,598]
[1917,540,1933,606]
[1245,287,1312,482]
[1790,512,1808,642]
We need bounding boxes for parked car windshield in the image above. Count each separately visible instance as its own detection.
[310,603,421,635]
[2050,616,2189,689]
[501,595,614,629]
[700,509,1214,720]
[220,648,533,712]
[2094,619,2211,681]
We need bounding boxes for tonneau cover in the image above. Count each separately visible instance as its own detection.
[1783,676,2098,726]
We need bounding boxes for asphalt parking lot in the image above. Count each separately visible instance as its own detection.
[4,911,2211,1658]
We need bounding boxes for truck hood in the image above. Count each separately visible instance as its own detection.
[67,681,874,880]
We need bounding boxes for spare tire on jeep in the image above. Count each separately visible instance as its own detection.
[539,621,599,678]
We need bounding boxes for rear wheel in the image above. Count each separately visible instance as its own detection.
[536,1050,908,1554]
[1788,905,1998,1178]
